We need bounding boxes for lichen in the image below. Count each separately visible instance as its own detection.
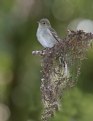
[32,30,93,121]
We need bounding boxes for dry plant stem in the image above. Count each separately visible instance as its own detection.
[32,30,93,121]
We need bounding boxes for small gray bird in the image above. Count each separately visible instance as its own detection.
[36,18,61,48]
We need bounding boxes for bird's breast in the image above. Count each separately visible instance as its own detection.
[36,28,56,48]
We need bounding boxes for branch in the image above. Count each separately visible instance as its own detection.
[32,30,93,121]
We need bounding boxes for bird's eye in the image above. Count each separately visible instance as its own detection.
[42,22,45,24]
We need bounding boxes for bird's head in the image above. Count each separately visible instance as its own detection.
[38,18,51,28]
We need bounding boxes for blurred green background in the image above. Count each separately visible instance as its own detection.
[0,0,93,121]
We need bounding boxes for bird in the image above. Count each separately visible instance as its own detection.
[36,18,61,48]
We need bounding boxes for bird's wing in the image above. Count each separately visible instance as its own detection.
[49,27,61,42]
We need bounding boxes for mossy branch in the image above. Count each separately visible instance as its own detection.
[32,30,93,121]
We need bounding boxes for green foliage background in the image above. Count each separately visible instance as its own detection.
[0,0,93,121]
